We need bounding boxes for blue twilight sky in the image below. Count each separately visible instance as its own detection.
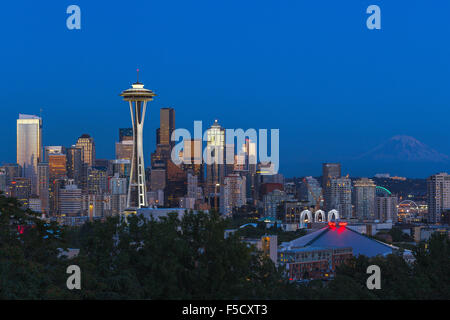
[1,0,450,178]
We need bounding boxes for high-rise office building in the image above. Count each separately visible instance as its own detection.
[427,172,450,224]
[83,194,111,219]
[17,114,42,194]
[166,159,187,207]
[48,153,67,181]
[76,134,96,166]
[48,154,67,215]
[353,178,376,220]
[225,143,235,176]
[44,146,66,162]
[109,173,128,195]
[299,176,322,207]
[66,146,83,185]
[111,159,131,178]
[49,179,64,215]
[254,162,281,201]
[206,120,225,195]
[10,177,31,208]
[59,180,82,216]
[28,197,42,213]
[116,140,133,161]
[87,166,108,195]
[119,128,133,142]
[94,159,111,175]
[328,177,352,219]
[245,139,257,201]
[116,128,134,161]
[322,163,341,211]
[0,163,21,196]
[375,195,398,222]
[150,167,166,192]
[0,169,6,194]
[182,139,203,181]
[37,162,49,214]
[263,189,292,219]
[151,144,171,168]
[322,163,341,187]
[159,108,175,146]
[220,173,246,216]
[109,173,128,215]
[120,74,156,208]
[186,172,202,200]
[111,194,127,215]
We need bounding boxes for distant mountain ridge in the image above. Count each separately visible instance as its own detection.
[357,135,449,163]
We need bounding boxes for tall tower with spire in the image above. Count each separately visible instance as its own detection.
[120,70,156,208]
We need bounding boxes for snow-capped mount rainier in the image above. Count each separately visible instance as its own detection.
[357,135,449,163]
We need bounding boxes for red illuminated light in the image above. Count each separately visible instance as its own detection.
[328,221,336,228]
[338,222,348,227]
[17,225,25,234]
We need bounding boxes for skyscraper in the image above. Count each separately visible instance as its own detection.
[116,128,134,161]
[159,108,175,147]
[328,177,352,219]
[166,161,187,207]
[120,73,156,208]
[427,172,450,224]
[111,159,131,178]
[220,173,246,216]
[0,163,21,193]
[119,128,133,142]
[76,134,95,166]
[182,139,203,181]
[87,166,108,195]
[17,114,42,194]
[322,163,341,188]
[10,177,31,208]
[58,180,82,216]
[353,178,376,220]
[322,163,341,211]
[0,169,6,194]
[150,166,166,192]
[37,162,49,214]
[109,173,128,195]
[376,195,398,222]
[44,146,66,162]
[48,153,67,181]
[206,120,225,196]
[66,146,83,185]
[299,176,322,207]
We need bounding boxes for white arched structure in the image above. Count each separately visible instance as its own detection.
[399,200,419,210]
[300,210,313,228]
[327,209,339,222]
[314,210,326,222]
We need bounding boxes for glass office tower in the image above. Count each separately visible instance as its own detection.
[17,114,42,194]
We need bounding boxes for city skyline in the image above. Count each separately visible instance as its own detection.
[1,1,450,303]
[2,1,450,178]
[5,110,450,179]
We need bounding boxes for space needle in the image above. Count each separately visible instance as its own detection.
[120,70,156,209]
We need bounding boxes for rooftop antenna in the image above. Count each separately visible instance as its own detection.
[136,68,139,83]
